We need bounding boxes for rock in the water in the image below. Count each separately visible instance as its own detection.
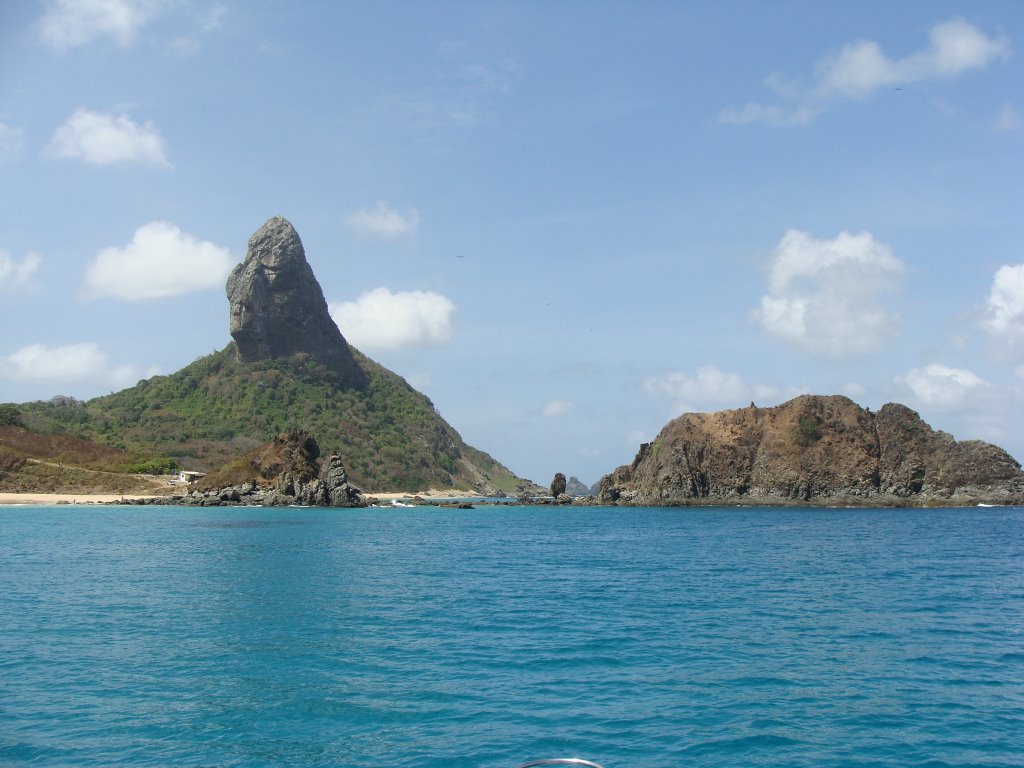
[598,394,1024,506]
[550,472,567,498]
[226,216,365,386]
[318,453,363,506]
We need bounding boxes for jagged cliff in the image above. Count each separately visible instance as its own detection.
[598,395,1024,506]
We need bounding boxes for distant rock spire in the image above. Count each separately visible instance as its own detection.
[226,216,365,386]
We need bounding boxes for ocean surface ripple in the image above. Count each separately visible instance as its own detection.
[1,505,1022,767]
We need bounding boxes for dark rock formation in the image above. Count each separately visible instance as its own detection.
[550,472,567,498]
[129,431,364,507]
[598,395,1024,506]
[226,217,365,386]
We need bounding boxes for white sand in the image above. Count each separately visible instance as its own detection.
[0,492,160,506]
[0,489,481,505]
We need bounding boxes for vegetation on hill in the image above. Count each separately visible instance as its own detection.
[0,424,177,494]
[15,344,532,494]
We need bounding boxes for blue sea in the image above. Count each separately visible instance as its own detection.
[1,504,1022,768]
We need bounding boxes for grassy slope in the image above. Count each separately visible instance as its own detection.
[0,425,174,494]
[15,344,534,494]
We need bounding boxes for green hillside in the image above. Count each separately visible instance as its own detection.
[16,343,533,494]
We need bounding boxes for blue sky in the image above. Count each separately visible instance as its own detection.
[2,1,1024,487]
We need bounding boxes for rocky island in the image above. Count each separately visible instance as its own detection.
[598,395,1024,506]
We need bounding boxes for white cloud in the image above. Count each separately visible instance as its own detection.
[0,122,24,161]
[644,364,779,415]
[0,251,42,291]
[82,222,234,300]
[345,201,419,238]
[48,108,171,167]
[330,288,455,350]
[724,18,1009,125]
[37,0,167,50]
[0,342,151,389]
[983,264,1024,339]
[897,364,986,409]
[818,18,1011,95]
[542,399,574,417]
[752,229,903,358]
[994,103,1022,133]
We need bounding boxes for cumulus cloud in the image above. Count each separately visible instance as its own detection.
[542,399,574,417]
[0,122,24,161]
[983,264,1024,340]
[0,342,150,389]
[330,288,455,350]
[752,229,904,358]
[723,18,1010,125]
[897,364,986,409]
[82,222,234,300]
[644,364,780,415]
[345,201,420,238]
[0,251,42,291]
[48,108,171,167]
[37,0,167,50]
[816,19,1009,97]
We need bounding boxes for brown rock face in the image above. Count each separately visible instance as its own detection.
[226,217,365,386]
[598,395,1024,506]
[200,430,364,507]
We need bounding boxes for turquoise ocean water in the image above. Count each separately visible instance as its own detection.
[1,504,1022,767]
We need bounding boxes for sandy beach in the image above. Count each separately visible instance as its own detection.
[0,489,483,506]
[0,492,163,506]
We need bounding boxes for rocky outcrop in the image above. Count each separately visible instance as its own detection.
[130,431,364,507]
[598,395,1024,506]
[226,217,365,386]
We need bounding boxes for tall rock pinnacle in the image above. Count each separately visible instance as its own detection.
[226,217,365,386]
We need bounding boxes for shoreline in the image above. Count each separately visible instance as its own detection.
[365,489,484,501]
[0,492,162,506]
[0,488,484,506]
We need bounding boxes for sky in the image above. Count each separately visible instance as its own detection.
[2,1,1024,487]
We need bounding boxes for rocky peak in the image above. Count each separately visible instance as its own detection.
[226,217,365,386]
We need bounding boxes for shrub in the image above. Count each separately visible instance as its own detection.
[124,457,180,475]
[793,416,822,447]
[0,404,24,427]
